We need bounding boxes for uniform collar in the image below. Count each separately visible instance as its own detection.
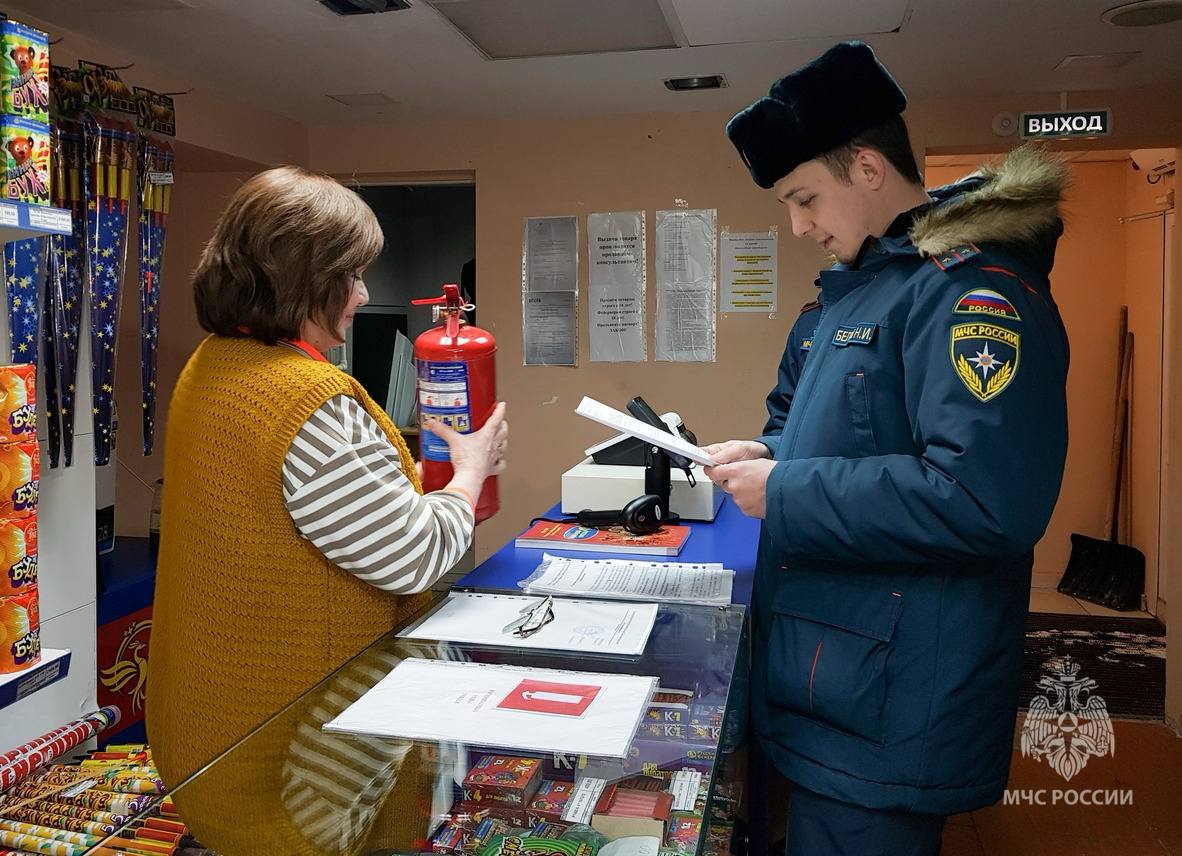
[849,197,935,269]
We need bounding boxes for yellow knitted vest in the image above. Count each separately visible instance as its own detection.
[147,336,429,790]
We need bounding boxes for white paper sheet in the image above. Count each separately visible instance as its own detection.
[655,209,717,362]
[576,396,717,467]
[524,291,578,365]
[522,554,734,606]
[721,230,778,312]
[323,659,657,758]
[525,216,579,292]
[588,211,647,362]
[397,592,658,657]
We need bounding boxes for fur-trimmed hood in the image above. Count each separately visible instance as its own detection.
[910,146,1069,276]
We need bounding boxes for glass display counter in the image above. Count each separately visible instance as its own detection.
[88,598,747,856]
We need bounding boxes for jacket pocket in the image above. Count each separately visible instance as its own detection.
[766,574,902,745]
[844,371,878,457]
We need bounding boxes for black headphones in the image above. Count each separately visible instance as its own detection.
[570,494,665,535]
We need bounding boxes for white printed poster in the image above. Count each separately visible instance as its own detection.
[525,216,579,292]
[655,209,717,362]
[588,211,646,362]
[523,216,579,365]
[721,229,778,312]
[523,292,577,366]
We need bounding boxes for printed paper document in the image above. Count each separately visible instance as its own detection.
[323,659,656,758]
[397,592,658,656]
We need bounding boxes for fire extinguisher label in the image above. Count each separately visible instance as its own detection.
[418,360,472,462]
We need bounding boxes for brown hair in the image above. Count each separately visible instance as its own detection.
[193,166,383,343]
[819,114,923,186]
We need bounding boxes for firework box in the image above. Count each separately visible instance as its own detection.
[1,20,49,122]
[457,801,530,829]
[463,755,545,806]
[526,780,577,825]
[2,114,49,204]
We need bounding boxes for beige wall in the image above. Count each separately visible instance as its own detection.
[1164,150,1181,734]
[113,171,256,535]
[1124,168,1175,614]
[305,112,828,560]
[13,10,307,167]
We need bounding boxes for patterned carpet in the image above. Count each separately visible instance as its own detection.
[1021,613,1166,719]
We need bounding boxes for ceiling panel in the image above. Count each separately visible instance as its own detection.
[668,0,911,46]
[426,0,677,59]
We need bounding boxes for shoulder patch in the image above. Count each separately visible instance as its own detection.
[954,288,1021,321]
[930,243,981,272]
[800,299,822,313]
[950,321,1020,402]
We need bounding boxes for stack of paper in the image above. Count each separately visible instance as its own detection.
[397,592,658,656]
[323,659,656,758]
[521,554,733,607]
[385,330,418,429]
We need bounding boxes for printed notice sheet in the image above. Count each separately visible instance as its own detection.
[524,291,577,365]
[655,209,717,362]
[588,211,647,362]
[721,230,778,312]
[323,659,657,758]
[522,554,734,606]
[525,216,579,292]
[524,216,579,365]
[397,592,658,657]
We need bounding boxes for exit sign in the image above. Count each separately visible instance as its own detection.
[1021,110,1110,139]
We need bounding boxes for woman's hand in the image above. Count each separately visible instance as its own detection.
[424,403,508,502]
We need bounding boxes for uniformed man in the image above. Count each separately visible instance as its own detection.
[704,42,1070,856]
[758,300,821,455]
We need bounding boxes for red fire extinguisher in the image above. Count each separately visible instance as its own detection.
[411,283,499,523]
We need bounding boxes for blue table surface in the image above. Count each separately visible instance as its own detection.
[456,494,761,606]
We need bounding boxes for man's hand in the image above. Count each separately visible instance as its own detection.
[702,439,771,465]
[703,459,776,519]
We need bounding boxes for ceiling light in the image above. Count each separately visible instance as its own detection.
[320,0,411,15]
[1102,0,1182,26]
[664,75,727,92]
[1054,52,1140,70]
[326,92,399,106]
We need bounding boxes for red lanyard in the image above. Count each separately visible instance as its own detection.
[236,327,327,363]
[285,338,327,362]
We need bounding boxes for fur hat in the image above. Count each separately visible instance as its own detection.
[726,41,907,189]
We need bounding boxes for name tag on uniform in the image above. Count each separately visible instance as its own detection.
[832,323,877,347]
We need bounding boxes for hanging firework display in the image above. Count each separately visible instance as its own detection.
[44,120,86,468]
[83,116,135,467]
[133,88,175,456]
[3,238,44,365]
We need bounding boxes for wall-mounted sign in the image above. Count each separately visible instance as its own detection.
[1021,109,1110,139]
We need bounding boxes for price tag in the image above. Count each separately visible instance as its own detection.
[670,770,702,811]
[562,777,607,824]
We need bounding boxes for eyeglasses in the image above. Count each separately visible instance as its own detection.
[501,596,555,639]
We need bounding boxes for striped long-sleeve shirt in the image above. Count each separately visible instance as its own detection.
[282,394,473,594]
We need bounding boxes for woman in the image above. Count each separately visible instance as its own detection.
[146,166,506,796]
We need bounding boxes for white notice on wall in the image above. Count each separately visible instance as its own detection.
[721,230,777,313]
[655,209,717,362]
[524,291,577,365]
[588,211,647,362]
[525,216,579,292]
